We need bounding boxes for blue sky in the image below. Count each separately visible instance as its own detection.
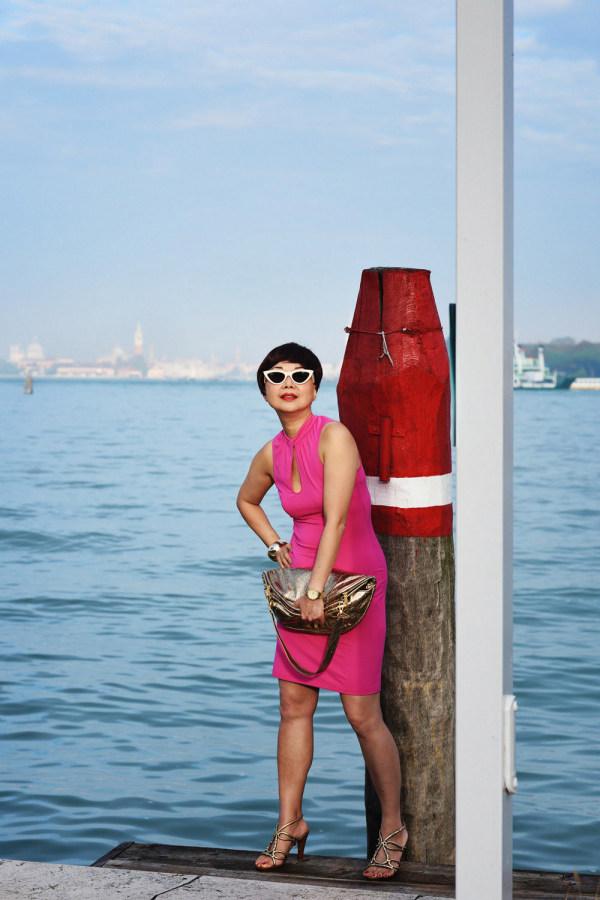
[1,0,599,363]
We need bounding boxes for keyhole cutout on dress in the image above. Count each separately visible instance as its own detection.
[291,447,302,494]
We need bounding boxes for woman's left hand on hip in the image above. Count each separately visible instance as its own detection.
[275,543,292,569]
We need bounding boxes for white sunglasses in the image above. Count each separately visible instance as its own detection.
[263,368,314,385]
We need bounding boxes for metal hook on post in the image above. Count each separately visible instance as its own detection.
[378,331,394,366]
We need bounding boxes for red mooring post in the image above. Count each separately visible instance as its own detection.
[337,267,455,865]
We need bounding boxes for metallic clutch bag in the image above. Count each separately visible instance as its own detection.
[262,568,377,676]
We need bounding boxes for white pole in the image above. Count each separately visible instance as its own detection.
[456,0,514,898]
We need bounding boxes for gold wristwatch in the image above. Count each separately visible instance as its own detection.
[306,588,324,601]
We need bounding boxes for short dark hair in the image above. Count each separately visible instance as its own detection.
[256,342,323,396]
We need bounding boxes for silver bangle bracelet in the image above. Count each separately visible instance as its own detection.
[267,540,286,561]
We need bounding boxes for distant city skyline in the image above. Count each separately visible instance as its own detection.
[6,320,599,384]
[3,322,344,380]
[4,309,599,367]
[8,323,149,366]
[5,322,595,372]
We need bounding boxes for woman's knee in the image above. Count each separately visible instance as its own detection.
[343,698,383,738]
[279,685,318,722]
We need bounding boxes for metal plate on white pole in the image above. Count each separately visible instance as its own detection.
[456,0,514,898]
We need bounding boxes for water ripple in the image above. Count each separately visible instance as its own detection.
[1,382,598,872]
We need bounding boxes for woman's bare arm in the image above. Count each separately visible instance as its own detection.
[236,441,292,567]
[297,422,359,624]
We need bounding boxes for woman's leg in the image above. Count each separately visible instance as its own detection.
[340,692,406,878]
[255,679,319,869]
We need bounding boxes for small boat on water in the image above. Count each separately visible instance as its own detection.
[570,377,600,390]
[513,341,574,389]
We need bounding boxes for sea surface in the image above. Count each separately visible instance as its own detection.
[0,380,598,872]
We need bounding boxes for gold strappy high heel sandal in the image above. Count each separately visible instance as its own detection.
[363,823,407,879]
[255,814,310,870]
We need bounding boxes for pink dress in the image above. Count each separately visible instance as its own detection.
[271,414,387,694]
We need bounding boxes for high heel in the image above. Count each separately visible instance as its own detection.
[255,815,310,870]
[363,823,407,879]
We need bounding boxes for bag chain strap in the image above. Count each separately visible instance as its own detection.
[267,603,345,676]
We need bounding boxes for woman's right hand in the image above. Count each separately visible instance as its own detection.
[274,542,292,569]
[294,595,326,626]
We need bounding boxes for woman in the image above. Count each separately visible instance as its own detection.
[237,342,407,880]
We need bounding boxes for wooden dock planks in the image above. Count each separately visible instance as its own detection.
[93,843,600,898]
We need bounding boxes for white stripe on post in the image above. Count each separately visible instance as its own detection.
[365,474,453,509]
[456,0,514,898]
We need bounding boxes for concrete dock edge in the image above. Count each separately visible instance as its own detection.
[0,858,444,900]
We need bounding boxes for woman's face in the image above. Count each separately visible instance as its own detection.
[263,360,317,413]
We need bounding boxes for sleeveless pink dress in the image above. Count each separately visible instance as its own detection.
[271,414,387,694]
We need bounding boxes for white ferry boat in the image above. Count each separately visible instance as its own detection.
[513,341,557,389]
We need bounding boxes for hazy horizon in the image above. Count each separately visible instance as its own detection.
[2,1,599,364]
[7,325,597,369]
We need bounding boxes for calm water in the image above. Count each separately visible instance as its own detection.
[0,380,598,872]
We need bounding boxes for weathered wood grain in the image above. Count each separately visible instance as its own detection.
[366,534,456,865]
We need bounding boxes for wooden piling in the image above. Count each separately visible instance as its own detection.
[365,534,455,863]
[338,267,455,865]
